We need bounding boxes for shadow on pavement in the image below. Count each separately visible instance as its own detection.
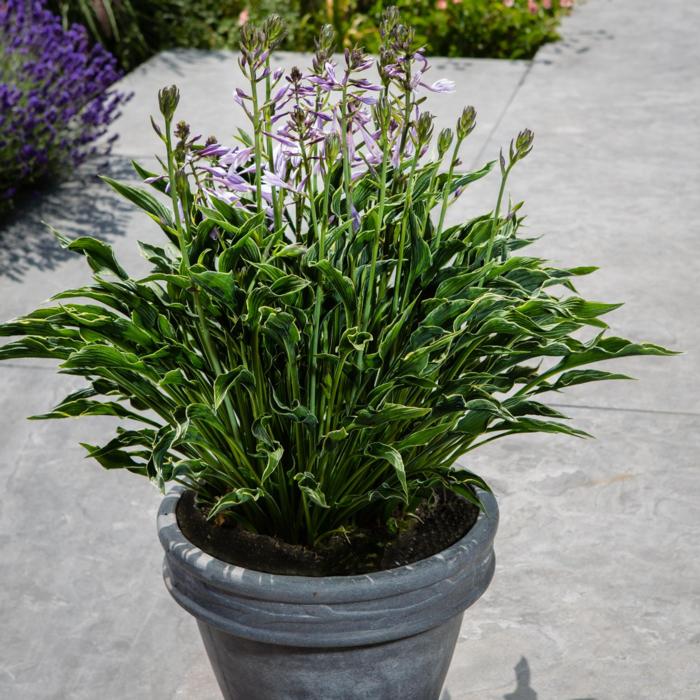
[442,656,597,700]
[0,157,135,281]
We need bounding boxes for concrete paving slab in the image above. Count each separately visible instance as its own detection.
[0,157,162,321]
[454,0,700,415]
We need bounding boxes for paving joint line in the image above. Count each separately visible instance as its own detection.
[550,402,700,418]
[469,59,534,170]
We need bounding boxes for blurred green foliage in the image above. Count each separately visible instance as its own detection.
[51,0,570,71]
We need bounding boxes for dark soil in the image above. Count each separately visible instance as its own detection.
[176,489,479,577]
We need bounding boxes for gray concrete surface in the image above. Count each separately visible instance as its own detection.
[1,0,699,698]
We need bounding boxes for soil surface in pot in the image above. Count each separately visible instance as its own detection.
[177,489,479,576]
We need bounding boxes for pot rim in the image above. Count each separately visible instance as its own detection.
[158,484,498,605]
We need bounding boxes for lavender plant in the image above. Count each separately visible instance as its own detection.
[0,13,673,546]
[0,0,129,212]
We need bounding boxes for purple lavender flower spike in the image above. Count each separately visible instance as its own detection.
[0,0,129,208]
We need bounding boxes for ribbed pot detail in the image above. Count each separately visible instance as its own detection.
[158,486,498,700]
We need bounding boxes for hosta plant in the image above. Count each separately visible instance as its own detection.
[0,13,672,548]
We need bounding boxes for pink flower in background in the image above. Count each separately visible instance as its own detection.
[502,0,574,7]
[436,0,447,9]
[237,8,249,26]
[452,0,462,4]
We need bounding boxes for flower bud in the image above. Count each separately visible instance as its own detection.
[416,111,434,147]
[380,6,400,39]
[289,66,303,85]
[262,14,285,50]
[456,106,476,140]
[175,167,189,202]
[437,128,453,158]
[158,85,180,122]
[392,24,415,55]
[378,46,396,85]
[515,128,534,159]
[346,46,370,71]
[175,120,190,142]
[373,93,391,130]
[313,24,336,74]
[324,132,341,164]
[240,24,259,52]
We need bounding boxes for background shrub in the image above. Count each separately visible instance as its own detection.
[0,1,130,212]
[52,0,574,72]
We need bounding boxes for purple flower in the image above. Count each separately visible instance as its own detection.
[422,79,456,93]
[0,0,130,209]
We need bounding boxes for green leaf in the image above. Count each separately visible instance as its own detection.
[191,270,239,306]
[294,472,330,508]
[81,438,149,474]
[322,427,349,442]
[540,369,632,392]
[365,442,408,501]
[262,310,300,356]
[378,299,417,359]
[260,445,284,484]
[553,336,677,374]
[148,425,179,485]
[397,421,456,449]
[489,417,592,439]
[448,161,495,194]
[30,397,159,425]
[208,488,265,519]
[213,367,255,409]
[53,231,128,280]
[101,176,174,228]
[131,161,167,194]
[340,327,373,353]
[159,368,188,387]
[353,403,431,427]
[270,386,317,426]
[312,260,356,316]
[269,274,311,298]
[408,212,432,276]
[61,345,158,381]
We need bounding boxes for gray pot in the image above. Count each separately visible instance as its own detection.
[157,486,498,700]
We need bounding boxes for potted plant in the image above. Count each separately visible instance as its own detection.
[0,12,673,700]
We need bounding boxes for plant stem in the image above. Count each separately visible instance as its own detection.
[483,162,513,268]
[163,115,244,454]
[249,67,264,216]
[264,56,282,231]
[393,151,419,315]
[434,135,464,249]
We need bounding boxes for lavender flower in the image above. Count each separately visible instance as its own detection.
[0,0,130,211]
